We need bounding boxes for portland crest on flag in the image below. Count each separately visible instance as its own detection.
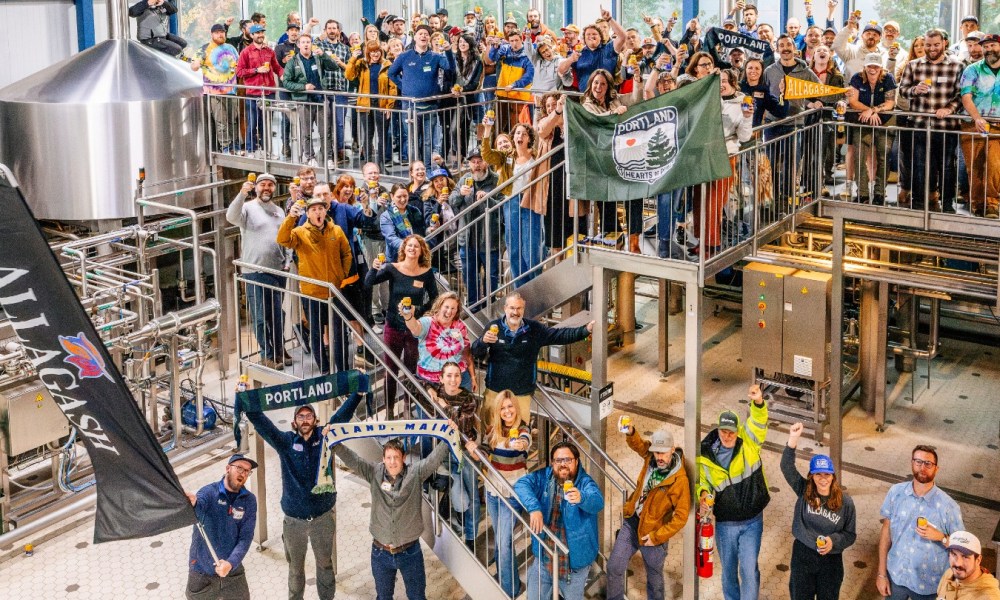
[612,106,679,183]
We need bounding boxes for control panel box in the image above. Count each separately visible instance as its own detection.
[742,264,796,374]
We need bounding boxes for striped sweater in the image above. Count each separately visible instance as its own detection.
[485,422,531,497]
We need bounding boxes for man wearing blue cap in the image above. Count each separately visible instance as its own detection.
[696,384,770,600]
[782,422,857,600]
[185,454,258,600]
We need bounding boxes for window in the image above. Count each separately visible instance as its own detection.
[852,0,950,43]
[545,0,565,31]
[179,0,243,47]
[979,1,999,32]
[621,0,683,33]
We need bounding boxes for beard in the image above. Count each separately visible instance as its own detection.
[926,47,943,61]
[913,469,934,484]
[471,169,488,182]
[258,192,273,202]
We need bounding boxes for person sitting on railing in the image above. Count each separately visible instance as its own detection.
[128,0,187,58]
[473,292,593,425]
[449,150,501,311]
[514,441,605,600]
[277,197,353,375]
[482,390,531,598]
[425,361,481,550]
[345,40,394,168]
[226,173,289,371]
[334,438,450,600]
[606,426,690,600]
[365,234,439,414]
[845,53,896,206]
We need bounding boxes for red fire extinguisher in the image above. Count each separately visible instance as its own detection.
[697,495,715,578]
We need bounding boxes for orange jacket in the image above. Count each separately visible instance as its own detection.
[622,428,691,545]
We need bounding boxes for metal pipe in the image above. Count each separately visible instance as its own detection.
[136,199,204,304]
[193,323,208,436]
[124,299,220,343]
[106,0,128,41]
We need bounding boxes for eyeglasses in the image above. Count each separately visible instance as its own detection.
[552,457,576,465]
[912,458,937,468]
[697,62,713,68]
[231,465,252,475]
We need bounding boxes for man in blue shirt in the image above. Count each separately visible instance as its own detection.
[877,445,964,600]
[185,454,258,600]
[246,395,363,600]
[387,25,455,166]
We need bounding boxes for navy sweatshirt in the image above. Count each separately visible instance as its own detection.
[472,317,590,395]
[387,47,455,105]
[245,392,364,519]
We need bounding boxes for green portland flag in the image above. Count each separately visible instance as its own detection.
[567,74,733,202]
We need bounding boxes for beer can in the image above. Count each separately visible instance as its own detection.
[563,480,573,493]
[377,253,385,263]
[618,415,631,433]
[293,176,301,185]
[917,516,927,528]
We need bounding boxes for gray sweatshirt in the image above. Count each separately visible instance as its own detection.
[336,442,449,547]
[780,445,857,553]
[226,193,286,272]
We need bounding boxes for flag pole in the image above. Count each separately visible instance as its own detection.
[195,521,222,569]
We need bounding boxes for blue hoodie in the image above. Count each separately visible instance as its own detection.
[514,465,604,569]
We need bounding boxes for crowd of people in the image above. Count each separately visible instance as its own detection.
[206,4,1000,600]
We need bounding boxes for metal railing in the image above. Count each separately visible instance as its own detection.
[233,259,574,598]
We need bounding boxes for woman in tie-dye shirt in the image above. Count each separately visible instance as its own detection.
[403,291,477,391]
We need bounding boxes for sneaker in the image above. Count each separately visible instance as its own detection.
[282,350,294,367]
[673,225,685,246]
[327,159,336,169]
[839,181,855,199]
[371,323,383,335]
[253,149,265,159]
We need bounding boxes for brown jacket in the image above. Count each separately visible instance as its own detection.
[936,568,1000,600]
[480,132,548,216]
[276,216,353,299]
[622,428,691,546]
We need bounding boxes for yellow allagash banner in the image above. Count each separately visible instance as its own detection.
[783,76,851,100]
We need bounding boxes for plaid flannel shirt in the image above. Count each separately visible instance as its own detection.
[898,55,964,130]
[317,38,351,91]
[542,482,571,581]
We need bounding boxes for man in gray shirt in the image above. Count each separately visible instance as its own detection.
[225,173,290,370]
[335,437,448,600]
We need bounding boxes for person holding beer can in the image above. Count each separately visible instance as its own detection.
[782,422,856,599]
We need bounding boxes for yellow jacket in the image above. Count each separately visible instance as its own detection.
[344,57,396,110]
[276,216,353,299]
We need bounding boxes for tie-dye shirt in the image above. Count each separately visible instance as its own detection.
[415,316,470,382]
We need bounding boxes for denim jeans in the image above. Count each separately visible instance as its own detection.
[486,492,521,597]
[656,189,685,259]
[416,108,438,167]
[361,109,391,167]
[459,246,500,311]
[283,510,335,600]
[715,512,764,600]
[392,102,409,162]
[325,94,348,155]
[909,130,958,212]
[277,90,292,153]
[243,271,284,361]
[301,296,347,376]
[525,556,589,600]
[606,515,668,600]
[245,97,267,153]
[449,458,480,542]
[885,583,936,600]
[371,541,426,600]
[502,195,544,287]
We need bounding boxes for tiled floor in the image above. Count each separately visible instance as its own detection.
[1,285,997,599]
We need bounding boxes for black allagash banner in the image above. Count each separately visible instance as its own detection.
[0,174,194,542]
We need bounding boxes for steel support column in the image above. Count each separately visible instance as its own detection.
[828,215,845,474]
[681,285,701,600]
[75,0,97,51]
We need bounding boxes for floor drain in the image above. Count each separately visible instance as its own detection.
[776,564,789,572]
[711,377,721,383]
[959,395,969,399]
[973,473,984,479]
[865,446,875,451]
[854,560,867,569]
[943,419,954,424]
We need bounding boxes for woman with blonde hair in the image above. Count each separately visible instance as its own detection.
[403,291,476,391]
[483,389,531,597]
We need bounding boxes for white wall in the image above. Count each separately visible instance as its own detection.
[0,0,121,89]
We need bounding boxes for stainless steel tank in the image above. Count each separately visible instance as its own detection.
[0,9,208,221]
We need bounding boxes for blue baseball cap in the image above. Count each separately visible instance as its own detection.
[249,24,266,34]
[809,454,835,474]
[428,167,449,180]
[228,453,258,470]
